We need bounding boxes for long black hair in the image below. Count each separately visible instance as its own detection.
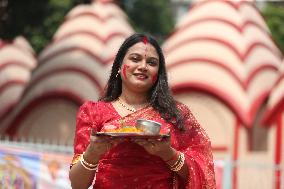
[100,33,184,130]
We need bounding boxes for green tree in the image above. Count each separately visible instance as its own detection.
[261,3,284,54]
[24,0,75,53]
[119,0,175,43]
[0,0,90,53]
[0,0,49,41]
[1,0,174,53]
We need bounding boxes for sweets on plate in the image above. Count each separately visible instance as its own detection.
[110,126,143,133]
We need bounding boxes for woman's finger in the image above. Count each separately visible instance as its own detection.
[110,138,125,146]
[135,140,149,147]
[91,128,97,135]
[90,128,98,143]
[90,135,97,142]
[90,134,111,144]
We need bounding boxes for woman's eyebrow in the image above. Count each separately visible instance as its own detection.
[129,53,142,56]
[147,57,159,61]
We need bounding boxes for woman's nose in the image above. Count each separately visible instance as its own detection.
[138,60,148,71]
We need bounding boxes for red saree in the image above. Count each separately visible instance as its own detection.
[71,101,216,189]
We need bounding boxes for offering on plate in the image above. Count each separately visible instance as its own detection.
[97,119,163,138]
[109,126,143,133]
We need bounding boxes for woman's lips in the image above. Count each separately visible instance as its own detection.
[133,73,148,80]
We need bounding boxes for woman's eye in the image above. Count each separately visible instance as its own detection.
[131,57,139,62]
[148,60,158,66]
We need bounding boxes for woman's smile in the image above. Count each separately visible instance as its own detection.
[133,73,148,80]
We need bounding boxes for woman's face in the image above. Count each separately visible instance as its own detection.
[120,42,160,93]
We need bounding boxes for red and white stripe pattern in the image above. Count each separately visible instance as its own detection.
[164,0,282,127]
[36,0,133,100]
[262,60,284,189]
[264,60,284,124]
[0,37,36,129]
[4,0,133,136]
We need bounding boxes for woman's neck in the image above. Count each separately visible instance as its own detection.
[119,89,149,106]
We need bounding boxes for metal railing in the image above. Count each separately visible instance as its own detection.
[215,159,284,189]
[1,137,283,189]
[0,135,73,154]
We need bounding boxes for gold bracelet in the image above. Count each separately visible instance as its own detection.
[170,152,185,172]
[169,152,182,168]
[80,152,98,171]
[82,152,97,167]
[80,158,97,171]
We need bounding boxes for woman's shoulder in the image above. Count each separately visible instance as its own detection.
[175,101,190,112]
[174,101,197,120]
[79,100,112,111]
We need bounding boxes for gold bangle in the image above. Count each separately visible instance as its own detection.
[169,152,182,168]
[80,158,97,171]
[80,152,98,171]
[82,152,97,168]
[170,152,185,172]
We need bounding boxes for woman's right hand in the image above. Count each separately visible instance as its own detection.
[70,129,115,189]
[83,128,123,164]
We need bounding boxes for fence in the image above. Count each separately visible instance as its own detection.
[0,138,283,189]
[215,159,284,189]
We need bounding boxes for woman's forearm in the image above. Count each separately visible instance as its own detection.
[164,152,188,181]
[69,162,96,189]
[159,148,189,181]
[69,148,102,189]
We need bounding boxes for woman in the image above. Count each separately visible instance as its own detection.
[69,33,216,189]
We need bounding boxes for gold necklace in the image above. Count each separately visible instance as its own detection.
[117,98,136,112]
[117,98,149,113]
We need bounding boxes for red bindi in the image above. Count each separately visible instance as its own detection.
[142,37,148,45]
[142,37,149,59]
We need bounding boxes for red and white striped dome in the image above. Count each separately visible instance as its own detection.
[38,0,134,99]
[164,0,282,126]
[4,0,133,140]
[0,37,36,131]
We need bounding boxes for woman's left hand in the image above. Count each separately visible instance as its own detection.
[134,137,176,162]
